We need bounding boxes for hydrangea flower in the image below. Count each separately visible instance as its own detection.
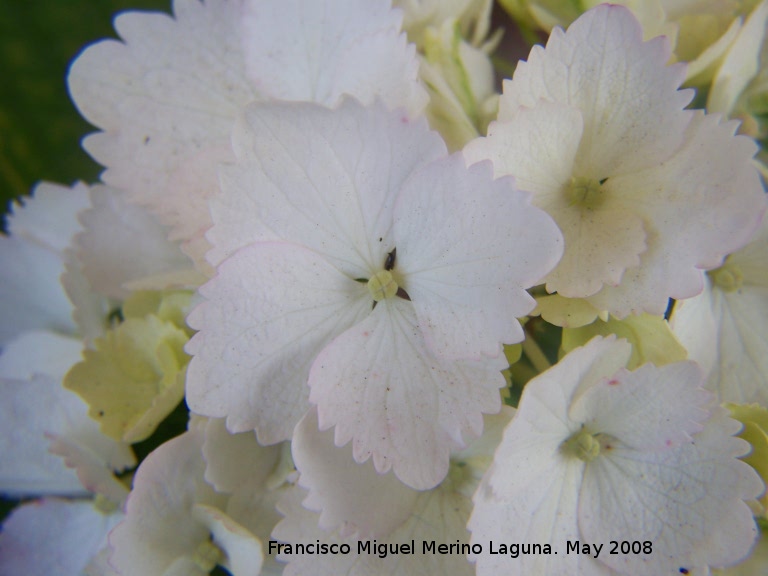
[109,422,264,576]
[469,336,762,576]
[672,216,768,404]
[464,4,765,318]
[186,98,563,489]
[68,0,427,270]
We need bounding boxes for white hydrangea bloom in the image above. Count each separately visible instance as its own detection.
[68,0,427,270]
[469,336,762,576]
[464,4,765,318]
[672,214,768,404]
[271,407,512,576]
[186,98,562,489]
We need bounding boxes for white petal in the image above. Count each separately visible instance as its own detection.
[501,4,692,176]
[0,330,81,381]
[465,101,584,200]
[707,0,768,115]
[272,482,475,576]
[75,185,193,300]
[0,373,131,498]
[465,100,646,298]
[587,112,765,317]
[580,408,762,574]
[0,182,91,344]
[202,418,281,494]
[309,298,506,489]
[708,286,768,404]
[8,181,91,252]
[569,361,712,452]
[470,458,608,576]
[210,99,445,272]
[201,422,288,576]
[193,504,264,576]
[109,429,227,576]
[669,279,719,377]
[186,242,369,443]
[47,435,131,507]
[0,498,121,576]
[69,0,426,267]
[292,408,418,539]
[395,154,563,359]
[242,0,427,115]
[68,0,252,259]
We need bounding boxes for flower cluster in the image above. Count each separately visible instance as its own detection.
[1,1,768,575]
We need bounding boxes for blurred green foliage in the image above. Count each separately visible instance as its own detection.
[0,0,169,229]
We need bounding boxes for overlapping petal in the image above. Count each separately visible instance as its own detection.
[0,182,90,344]
[395,155,562,358]
[210,98,446,272]
[309,298,506,489]
[500,4,692,176]
[186,242,370,443]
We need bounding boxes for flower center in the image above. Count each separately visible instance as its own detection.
[561,429,601,462]
[567,176,606,209]
[367,270,399,302]
[193,539,224,573]
[708,261,744,292]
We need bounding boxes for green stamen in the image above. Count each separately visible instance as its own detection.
[561,429,601,462]
[193,539,224,573]
[708,262,744,292]
[367,270,398,302]
[567,176,605,209]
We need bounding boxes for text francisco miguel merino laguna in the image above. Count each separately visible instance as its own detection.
[269,540,569,559]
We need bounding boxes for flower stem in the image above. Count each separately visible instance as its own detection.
[522,331,551,374]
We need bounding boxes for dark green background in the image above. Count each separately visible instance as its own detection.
[0,1,169,228]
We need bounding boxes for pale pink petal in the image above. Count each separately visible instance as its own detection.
[186,242,369,443]
[291,408,418,539]
[309,298,506,489]
[394,154,563,359]
[210,99,445,271]
[586,113,765,316]
[68,0,252,261]
[242,0,427,115]
[75,185,193,300]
